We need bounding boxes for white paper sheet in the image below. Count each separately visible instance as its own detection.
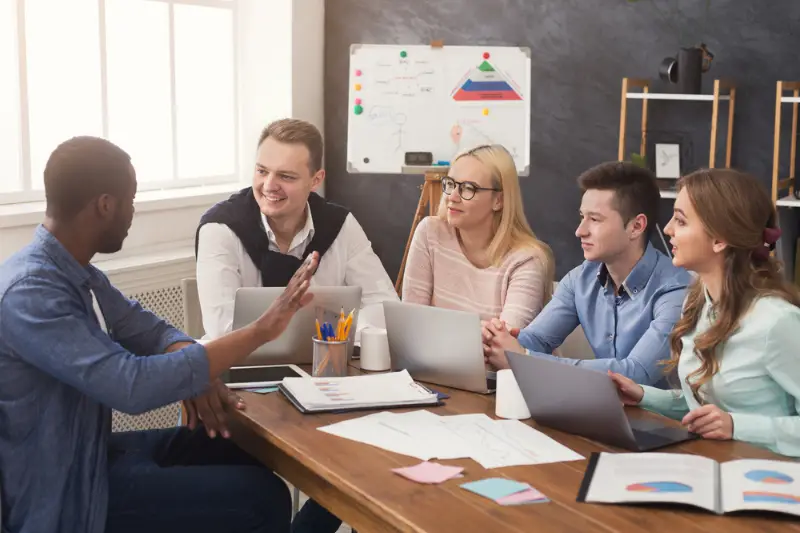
[437,415,583,469]
[720,459,800,517]
[317,410,583,468]
[584,452,718,513]
[317,412,433,460]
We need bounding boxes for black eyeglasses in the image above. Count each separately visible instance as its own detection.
[441,176,500,201]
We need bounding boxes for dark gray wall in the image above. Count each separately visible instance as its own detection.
[325,0,800,280]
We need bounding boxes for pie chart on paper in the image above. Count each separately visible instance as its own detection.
[626,481,693,493]
[744,470,794,485]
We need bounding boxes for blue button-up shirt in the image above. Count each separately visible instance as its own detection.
[0,226,210,533]
[517,243,692,386]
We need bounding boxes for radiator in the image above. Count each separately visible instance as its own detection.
[111,283,187,433]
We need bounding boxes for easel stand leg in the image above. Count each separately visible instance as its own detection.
[394,171,446,295]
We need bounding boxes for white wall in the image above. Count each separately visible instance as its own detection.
[0,0,325,290]
[293,0,326,196]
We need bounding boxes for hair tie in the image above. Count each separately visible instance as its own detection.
[753,227,782,260]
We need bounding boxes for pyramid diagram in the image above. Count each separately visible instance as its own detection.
[452,60,522,102]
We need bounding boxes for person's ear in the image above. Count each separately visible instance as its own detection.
[628,213,647,241]
[492,191,504,212]
[310,169,325,191]
[711,238,728,254]
[95,194,116,221]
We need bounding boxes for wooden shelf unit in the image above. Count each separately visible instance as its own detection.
[618,77,737,183]
[771,80,800,204]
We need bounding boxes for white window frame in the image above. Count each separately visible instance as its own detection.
[2,0,239,206]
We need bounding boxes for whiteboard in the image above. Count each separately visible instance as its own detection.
[346,44,531,175]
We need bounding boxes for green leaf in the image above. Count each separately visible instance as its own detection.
[630,153,647,168]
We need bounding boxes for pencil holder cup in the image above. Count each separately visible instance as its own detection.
[312,338,349,377]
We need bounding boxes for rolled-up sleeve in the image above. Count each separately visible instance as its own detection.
[90,270,196,354]
[0,276,210,415]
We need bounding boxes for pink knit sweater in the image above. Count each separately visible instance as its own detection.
[402,217,548,329]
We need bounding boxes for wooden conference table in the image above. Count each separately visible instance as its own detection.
[230,365,799,533]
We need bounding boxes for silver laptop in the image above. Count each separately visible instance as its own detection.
[382,301,495,394]
[232,286,362,365]
[505,351,695,452]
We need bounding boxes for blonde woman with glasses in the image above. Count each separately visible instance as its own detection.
[402,144,554,329]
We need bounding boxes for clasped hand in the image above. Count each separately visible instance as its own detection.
[480,318,524,370]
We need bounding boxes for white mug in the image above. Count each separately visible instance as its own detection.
[495,369,531,420]
[360,328,391,371]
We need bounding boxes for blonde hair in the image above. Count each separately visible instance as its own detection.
[437,144,554,301]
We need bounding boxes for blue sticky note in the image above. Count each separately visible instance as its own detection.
[245,386,279,394]
[427,388,450,400]
[460,478,530,501]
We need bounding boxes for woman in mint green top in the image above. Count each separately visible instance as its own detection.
[610,168,800,458]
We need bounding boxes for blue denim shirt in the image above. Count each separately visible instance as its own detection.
[0,226,210,533]
[517,243,692,386]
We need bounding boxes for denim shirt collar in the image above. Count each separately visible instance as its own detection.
[34,225,93,287]
[596,242,660,299]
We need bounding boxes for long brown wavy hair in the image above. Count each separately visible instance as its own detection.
[665,169,800,403]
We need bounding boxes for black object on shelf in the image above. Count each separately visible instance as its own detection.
[658,44,714,95]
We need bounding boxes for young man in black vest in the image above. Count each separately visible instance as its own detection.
[195,118,398,532]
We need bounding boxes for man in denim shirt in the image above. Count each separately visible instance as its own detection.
[484,162,692,386]
[0,137,319,533]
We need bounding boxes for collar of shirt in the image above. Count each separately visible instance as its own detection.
[34,225,98,288]
[702,284,718,321]
[260,203,315,255]
[595,242,660,300]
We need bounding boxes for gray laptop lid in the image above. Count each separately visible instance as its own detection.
[505,350,640,449]
[382,301,491,393]
[232,286,361,365]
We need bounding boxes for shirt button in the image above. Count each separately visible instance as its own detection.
[607,334,613,341]
[633,288,638,294]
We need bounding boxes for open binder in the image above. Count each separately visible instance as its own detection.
[578,452,800,518]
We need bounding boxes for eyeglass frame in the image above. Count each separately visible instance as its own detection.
[441,176,501,201]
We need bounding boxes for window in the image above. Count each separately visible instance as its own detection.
[0,0,238,205]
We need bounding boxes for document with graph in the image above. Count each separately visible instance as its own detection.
[578,452,800,517]
[279,370,439,413]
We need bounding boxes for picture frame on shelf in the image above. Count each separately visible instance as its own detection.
[655,143,681,179]
[645,130,694,180]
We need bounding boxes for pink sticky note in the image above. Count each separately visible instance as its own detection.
[495,487,548,506]
[392,461,464,484]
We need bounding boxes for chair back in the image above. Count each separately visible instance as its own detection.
[182,278,205,340]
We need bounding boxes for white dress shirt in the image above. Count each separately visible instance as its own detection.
[196,204,398,341]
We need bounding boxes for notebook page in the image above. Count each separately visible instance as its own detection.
[720,459,800,517]
[584,452,718,513]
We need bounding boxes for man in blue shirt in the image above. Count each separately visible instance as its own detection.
[484,161,692,386]
[0,137,321,533]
